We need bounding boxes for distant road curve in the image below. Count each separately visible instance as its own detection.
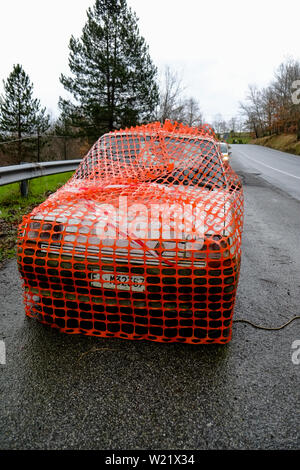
[231,144,300,201]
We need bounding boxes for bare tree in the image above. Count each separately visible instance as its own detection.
[240,58,300,140]
[212,113,227,135]
[157,66,185,123]
[239,85,265,138]
[272,58,300,137]
[240,102,261,138]
[228,117,237,134]
[157,66,205,128]
[182,97,203,127]
[261,87,277,135]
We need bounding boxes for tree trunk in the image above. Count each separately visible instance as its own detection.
[37,132,41,162]
[18,109,22,163]
[297,119,300,141]
[17,97,22,163]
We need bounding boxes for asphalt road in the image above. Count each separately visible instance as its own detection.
[0,144,300,450]
[232,144,300,201]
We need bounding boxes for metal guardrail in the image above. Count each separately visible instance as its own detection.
[0,160,82,187]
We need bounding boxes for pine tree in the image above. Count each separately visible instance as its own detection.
[59,0,159,139]
[0,64,50,162]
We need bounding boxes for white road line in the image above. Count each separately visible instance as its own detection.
[237,149,300,180]
[0,340,6,365]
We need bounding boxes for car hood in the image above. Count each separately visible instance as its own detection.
[25,180,234,242]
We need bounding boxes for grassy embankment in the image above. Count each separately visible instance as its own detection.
[226,134,252,144]
[250,134,300,155]
[0,171,74,264]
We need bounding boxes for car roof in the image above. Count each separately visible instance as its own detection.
[102,130,218,145]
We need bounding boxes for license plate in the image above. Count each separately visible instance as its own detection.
[91,273,145,292]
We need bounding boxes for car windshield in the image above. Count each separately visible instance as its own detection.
[75,133,226,188]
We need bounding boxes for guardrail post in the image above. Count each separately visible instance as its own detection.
[20,162,29,197]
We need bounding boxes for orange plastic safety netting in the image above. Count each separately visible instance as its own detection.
[17,121,244,344]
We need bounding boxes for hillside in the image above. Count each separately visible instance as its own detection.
[250,134,300,156]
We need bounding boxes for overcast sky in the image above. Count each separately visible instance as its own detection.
[0,0,299,123]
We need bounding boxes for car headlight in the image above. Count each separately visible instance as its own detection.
[26,219,64,242]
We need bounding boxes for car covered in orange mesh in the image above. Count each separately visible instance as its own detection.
[17,122,244,344]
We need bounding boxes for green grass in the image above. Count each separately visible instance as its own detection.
[227,134,251,144]
[0,171,74,221]
[0,171,74,263]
